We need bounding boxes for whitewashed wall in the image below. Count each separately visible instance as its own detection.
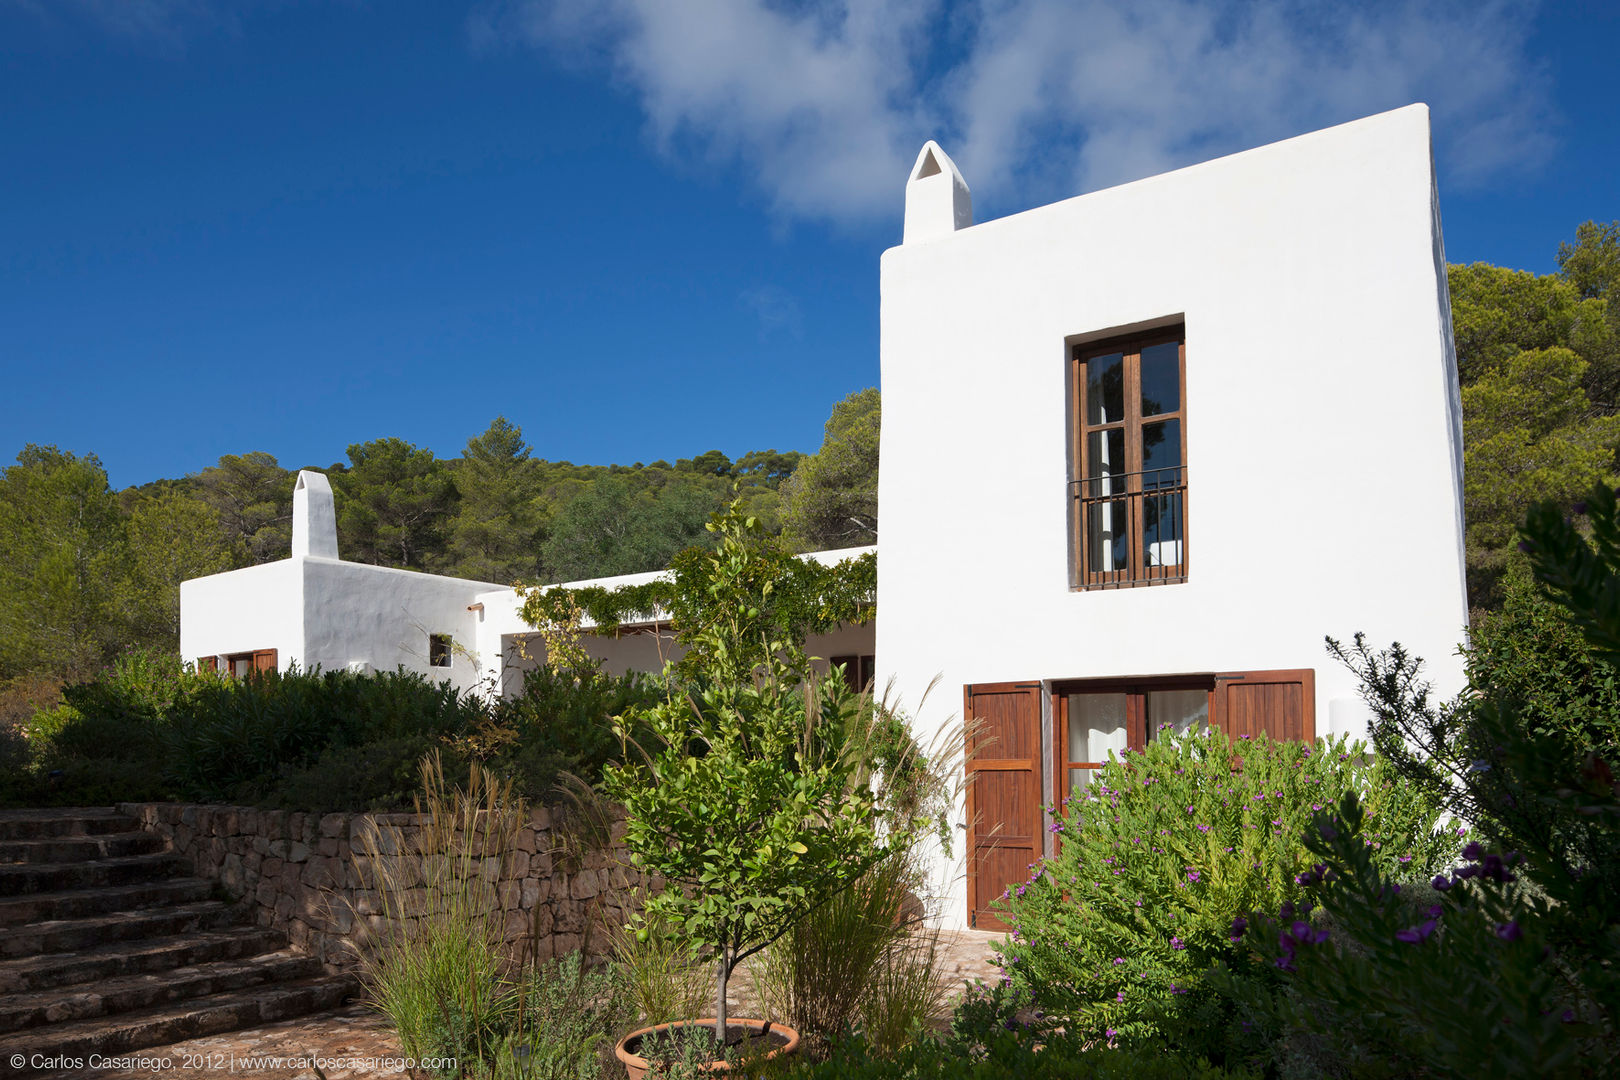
[876,105,1469,926]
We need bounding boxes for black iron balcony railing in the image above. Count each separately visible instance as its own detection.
[1070,466,1188,589]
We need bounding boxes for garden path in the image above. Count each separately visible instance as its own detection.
[66,931,1006,1080]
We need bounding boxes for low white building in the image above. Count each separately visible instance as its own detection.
[180,103,1467,933]
[180,471,875,696]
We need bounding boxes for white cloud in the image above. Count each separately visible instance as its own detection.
[483,0,1556,224]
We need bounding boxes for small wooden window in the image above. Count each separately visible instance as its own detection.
[830,654,875,693]
[222,650,277,679]
[197,656,217,673]
[429,634,453,668]
[1071,326,1188,588]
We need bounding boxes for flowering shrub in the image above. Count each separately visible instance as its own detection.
[991,728,1453,1053]
[1222,792,1611,1077]
[1228,484,1620,1076]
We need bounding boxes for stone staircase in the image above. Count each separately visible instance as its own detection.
[0,808,355,1073]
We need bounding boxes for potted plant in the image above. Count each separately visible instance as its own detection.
[601,502,901,1075]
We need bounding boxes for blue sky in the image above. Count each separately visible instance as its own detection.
[2,0,1615,490]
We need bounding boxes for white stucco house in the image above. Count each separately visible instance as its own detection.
[180,103,1468,932]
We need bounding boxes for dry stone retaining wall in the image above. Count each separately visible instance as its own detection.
[118,802,647,971]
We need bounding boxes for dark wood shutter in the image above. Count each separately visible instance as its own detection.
[964,681,1042,931]
[251,649,278,674]
[197,656,217,673]
[1213,669,1315,743]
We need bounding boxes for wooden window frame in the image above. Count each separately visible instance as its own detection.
[830,654,876,693]
[1070,326,1189,589]
[1052,675,1215,813]
[222,649,277,679]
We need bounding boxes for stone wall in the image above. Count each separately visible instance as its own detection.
[119,802,646,972]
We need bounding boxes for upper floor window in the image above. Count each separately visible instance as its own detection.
[1070,326,1187,588]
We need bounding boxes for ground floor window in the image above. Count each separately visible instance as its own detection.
[211,649,277,679]
[965,668,1314,930]
[831,653,875,693]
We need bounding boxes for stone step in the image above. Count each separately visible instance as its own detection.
[0,900,242,962]
[0,878,214,929]
[0,950,323,1034]
[0,832,164,866]
[0,926,285,995]
[0,852,186,898]
[0,974,358,1073]
[0,810,135,842]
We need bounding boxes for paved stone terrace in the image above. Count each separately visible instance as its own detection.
[66,930,1005,1080]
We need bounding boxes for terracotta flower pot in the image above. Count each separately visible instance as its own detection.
[614,1018,800,1079]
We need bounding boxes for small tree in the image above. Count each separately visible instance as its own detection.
[602,502,900,1038]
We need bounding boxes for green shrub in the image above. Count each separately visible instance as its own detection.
[753,848,945,1051]
[264,734,460,812]
[470,951,624,1080]
[487,663,662,800]
[611,899,711,1028]
[162,667,484,802]
[769,1000,1257,1079]
[1220,793,1608,1079]
[1271,482,1620,1076]
[1465,569,1620,752]
[353,754,526,1075]
[992,729,1453,1054]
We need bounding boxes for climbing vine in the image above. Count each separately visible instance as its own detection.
[516,511,875,648]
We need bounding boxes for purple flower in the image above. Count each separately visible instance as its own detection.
[1170,936,1185,950]
[1496,921,1523,941]
[1431,875,1453,892]
[1116,991,1126,1003]
[1113,957,1126,965]
[1105,1027,1118,1040]
[1395,919,1437,944]
[1230,916,1248,942]
[1186,869,1201,883]
[1462,841,1484,861]
[1319,822,1338,841]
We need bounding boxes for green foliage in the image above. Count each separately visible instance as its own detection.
[1462,346,1620,549]
[1449,255,1620,610]
[4,639,654,810]
[192,451,294,565]
[120,492,238,643]
[161,666,485,801]
[992,729,1452,1053]
[519,529,875,660]
[540,474,718,582]
[0,445,130,679]
[771,999,1256,1079]
[612,899,711,1027]
[1268,481,1620,1076]
[487,663,663,803]
[781,388,880,551]
[602,500,907,1033]
[1465,567,1620,754]
[337,436,460,569]
[447,417,546,584]
[752,849,941,1046]
[1223,793,1603,1079]
[353,756,523,1076]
